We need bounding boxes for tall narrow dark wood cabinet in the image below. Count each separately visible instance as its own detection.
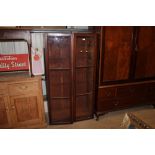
[46,32,97,124]
[46,34,73,124]
[73,33,97,121]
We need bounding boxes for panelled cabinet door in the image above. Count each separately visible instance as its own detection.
[0,96,11,128]
[100,26,133,84]
[74,33,97,121]
[10,95,44,128]
[47,34,72,124]
[135,26,155,78]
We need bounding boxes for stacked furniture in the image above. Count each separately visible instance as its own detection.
[97,26,155,115]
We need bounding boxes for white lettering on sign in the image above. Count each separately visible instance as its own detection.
[0,56,17,61]
[11,61,26,67]
[0,61,26,69]
[0,63,10,69]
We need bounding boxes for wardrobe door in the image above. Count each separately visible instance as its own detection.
[74,33,97,121]
[47,34,72,124]
[135,26,155,79]
[100,26,133,84]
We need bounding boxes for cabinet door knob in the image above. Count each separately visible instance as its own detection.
[80,50,83,53]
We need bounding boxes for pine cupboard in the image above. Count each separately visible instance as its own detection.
[46,32,97,124]
[97,26,155,115]
[0,76,46,128]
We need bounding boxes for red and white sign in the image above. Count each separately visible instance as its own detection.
[0,54,29,71]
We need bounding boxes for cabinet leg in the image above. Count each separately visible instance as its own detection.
[94,112,107,121]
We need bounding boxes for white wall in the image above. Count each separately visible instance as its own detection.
[0,41,28,54]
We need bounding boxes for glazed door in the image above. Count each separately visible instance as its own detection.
[47,34,72,124]
[100,26,134,84]
[74,33,97,121]
[0,96,11,128]
[135,26,155,79]
[10,95,43,128]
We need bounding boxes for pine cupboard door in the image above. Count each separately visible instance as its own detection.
[74,33,97,121]
[10,95,44,128]
[47,34,72,124]
[135,26,155,79]
[100,26,133,84]
[0,96,12,128]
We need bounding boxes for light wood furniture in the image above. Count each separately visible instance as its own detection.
[0,75,46,128]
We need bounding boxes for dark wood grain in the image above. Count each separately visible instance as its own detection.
[47,34,73,124]
[135,26,155,78]
[100,26,134,83]
[97,26,155,115]
[73,33,97,121]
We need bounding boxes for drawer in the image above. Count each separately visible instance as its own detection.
[146,82,155,96]
[116,97,147,108]
[0,84,8,95]
[98,87,116,98]
[117,84,147,98]
[97,98,118,112]
[9,82,38,96]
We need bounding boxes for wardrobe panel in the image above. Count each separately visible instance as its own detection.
[49,70,71,97]
[49,98,71,123]
[101,26,133,82]
[76,68,94,95]
[76,36,95,67]
[135,26,155,78]
[48,36,71,69]
[75,94,93,120]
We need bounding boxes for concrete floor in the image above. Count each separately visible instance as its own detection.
[47,105,154,129]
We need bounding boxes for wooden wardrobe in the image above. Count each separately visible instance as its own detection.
[45,32,97,124]
[97,26,155,115]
